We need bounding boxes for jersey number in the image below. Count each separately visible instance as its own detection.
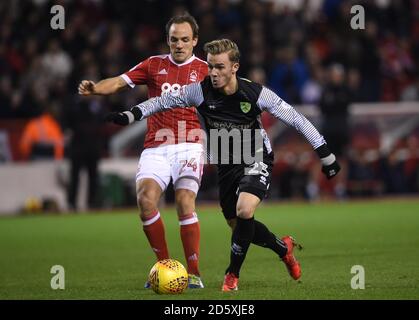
[179,158,197,175]
[248,162,269,177]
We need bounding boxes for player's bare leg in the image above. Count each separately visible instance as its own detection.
[137,178,169,261]
[175,186,203,288]
[175,188,196,217]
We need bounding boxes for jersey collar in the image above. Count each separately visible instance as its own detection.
[168,54,196,66]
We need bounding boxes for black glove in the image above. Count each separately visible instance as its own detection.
[315,144,341,179]
[105,108,142,125]
[105,112,131,126]
[322,161,341,179]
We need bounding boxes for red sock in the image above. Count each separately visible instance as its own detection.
[142,211,169,261]
[179,212,200,276]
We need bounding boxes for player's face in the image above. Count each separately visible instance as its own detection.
[167,22,197,63]
[207,52,239,90]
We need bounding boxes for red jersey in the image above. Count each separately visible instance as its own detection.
[121,54,208,148]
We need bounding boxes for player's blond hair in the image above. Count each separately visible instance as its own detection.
[203,39,240,63]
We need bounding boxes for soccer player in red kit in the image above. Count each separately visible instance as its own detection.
[78,14,207,288]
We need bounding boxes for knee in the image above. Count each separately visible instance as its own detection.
[236,204,254,220]
[137,189,158,216]
[175,189,196,216]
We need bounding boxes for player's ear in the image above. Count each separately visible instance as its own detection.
[192,36,198,47]
[232,62,239,74]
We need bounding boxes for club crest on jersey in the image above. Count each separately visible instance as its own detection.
[189,70,198,82]
[240,102,251,113]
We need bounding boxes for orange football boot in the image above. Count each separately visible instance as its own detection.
[281,236,303,280]
[222,272,239,292]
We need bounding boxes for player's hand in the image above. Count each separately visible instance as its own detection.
[322,160,341,179]
[315,144,341,179]
[78,80,96,95]
[105,112,130,125]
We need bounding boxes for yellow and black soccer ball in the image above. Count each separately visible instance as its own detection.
[148,259,188,294]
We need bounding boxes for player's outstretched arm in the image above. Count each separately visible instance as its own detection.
[257,86,340,179]
[105,82,204,126]
[78,77,127,96]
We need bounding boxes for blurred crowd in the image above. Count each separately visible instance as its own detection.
[2,0,419,118]
[0,0,419,205]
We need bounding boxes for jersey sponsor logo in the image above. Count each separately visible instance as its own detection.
[158,68,168,75]
[207,118,254,130]
[240,102,251,113]
[161,82,186,94]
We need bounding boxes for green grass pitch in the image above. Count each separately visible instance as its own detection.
[1,200,419,300]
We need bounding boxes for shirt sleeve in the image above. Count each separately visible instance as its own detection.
[256,86,326,149]
[133,82,205,119]
[120,59,149,88]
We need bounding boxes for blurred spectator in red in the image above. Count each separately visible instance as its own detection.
[381,34,415,101]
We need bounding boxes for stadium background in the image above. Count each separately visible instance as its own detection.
[0,0,419,300]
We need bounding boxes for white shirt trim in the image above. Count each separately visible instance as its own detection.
[149,54,169,60]
[120,74,135,88]
[168,54,196,66]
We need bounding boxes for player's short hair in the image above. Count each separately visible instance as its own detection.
[166,13,199,39]
[203,39,240,63]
